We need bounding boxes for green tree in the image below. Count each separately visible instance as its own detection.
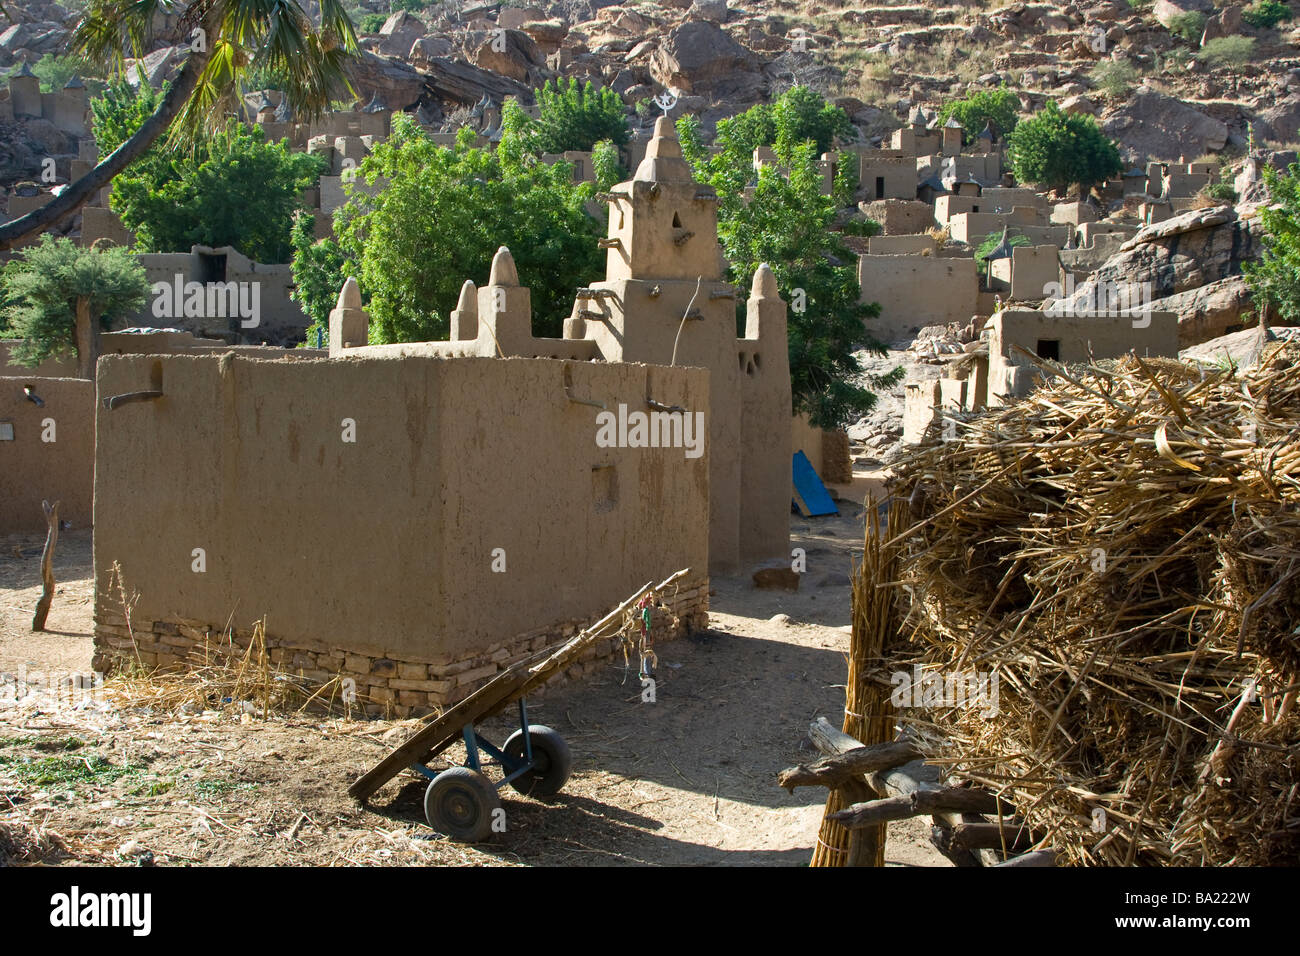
[1,0,357,251]
[772,84,856,161]
[681,99,898,429]
[1243,0,1293,29]
[1,237,149,378]
[1168,11,1207,41]
[939,87,1021,142]
[591,138,625,191]
[1245,162,1300,324]
[326,114,603,343]
[1007,100,1122,196]
[508,78,630,154]
[94,84,326,263]
[289,211,346,345]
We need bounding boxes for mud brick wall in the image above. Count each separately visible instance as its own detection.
[93,576,709,718]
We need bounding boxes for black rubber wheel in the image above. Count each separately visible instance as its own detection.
[424,767,501,842]
[502,725,572,797]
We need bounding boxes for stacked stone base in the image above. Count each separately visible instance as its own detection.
[92,577,709,718]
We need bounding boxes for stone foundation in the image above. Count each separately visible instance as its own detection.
[91,576,709,718]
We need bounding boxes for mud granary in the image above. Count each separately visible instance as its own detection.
[91,117,793,717]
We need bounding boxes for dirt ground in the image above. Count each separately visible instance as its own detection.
[0,509,945,867]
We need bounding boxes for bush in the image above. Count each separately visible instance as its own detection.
[1245,162,1300,322]
[357,13,387,32]
[1168,11,1207,41]
[526,78,630,153]
[1243,0,1293,29]
[939,87,1021,142]
[1199,36,1257,68]
[93,82,325,263]
[1007,100,1123,195]
[327,115,604,343]
[1091,61,1139,98]
[1203,181,1238,203]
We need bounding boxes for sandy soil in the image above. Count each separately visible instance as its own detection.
[0,510,945,867]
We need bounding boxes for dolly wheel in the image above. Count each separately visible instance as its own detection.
[424,767,501,843]
[502,725,573,797]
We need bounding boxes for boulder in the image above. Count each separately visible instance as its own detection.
[688,0,729,23]
[468,28,545,84]
[649,20,760,95]
[409,36,453,68]
[752,559,800,590]
[1158,275,1255,346]
[521,19,569,54]
[377,11,427,57]
[499,6,545,30]
[1200,5,1243,44]
[1062,205,1264,346]
[1254,94,1300,144]
[344,52,431,112]
[1102,89,1228,161]
[1152,0,1214,30]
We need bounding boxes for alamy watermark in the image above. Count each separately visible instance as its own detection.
[889,665,1000,718]
[1042,275,1154,328]
[595,404,705,459]
[1,664,104,703]
[151,275,261,328]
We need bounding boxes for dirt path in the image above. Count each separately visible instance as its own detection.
[0,512,944,867]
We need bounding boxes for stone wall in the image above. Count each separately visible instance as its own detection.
[92,574,709,718]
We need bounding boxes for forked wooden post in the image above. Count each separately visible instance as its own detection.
[31,499,60,632]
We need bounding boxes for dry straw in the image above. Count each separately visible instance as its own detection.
[886,345,1300,865]
[810,498,908,867]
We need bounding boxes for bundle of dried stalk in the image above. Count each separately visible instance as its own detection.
[888,345,1300,866]
[104,620,359,719]
[811,498,908,867]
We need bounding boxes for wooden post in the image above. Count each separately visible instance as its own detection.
[31,499,60,632]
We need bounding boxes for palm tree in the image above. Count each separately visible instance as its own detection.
[0,0,359,250]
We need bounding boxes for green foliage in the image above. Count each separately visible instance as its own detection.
[514,78,630,154]
[1245,162,1300,324]
[326,113,603,343]
[840,216,882,238]
[11,53,104,93]
[1243,0,1292,29]
[591,138,625,191]
[1204,181,1238,203]
[938,87,1021,143]
[290,212,347,346]
[357,13,388,31]
[975,230,1030,276]
[0,752,141,788]
[0,237,148,368]
[1199,36,1257,68]
[93,84,326,263]
[1091,61,1139,98]
[682,105,897,428]
[772,85,856,161]
[1167,11,1207,41]
[1007,100,1122,194]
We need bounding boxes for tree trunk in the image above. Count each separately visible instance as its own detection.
[74,295,99,380]
[32,499,60,632]
[0,42,210,251]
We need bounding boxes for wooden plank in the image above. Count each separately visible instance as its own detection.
[949,821,1042,853]
[349,568,692,800]
[994,849,1058,867]
[829,786,1013,829]
[777,740,922,793]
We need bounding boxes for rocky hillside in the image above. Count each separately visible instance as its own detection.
[3,0,1300,163]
